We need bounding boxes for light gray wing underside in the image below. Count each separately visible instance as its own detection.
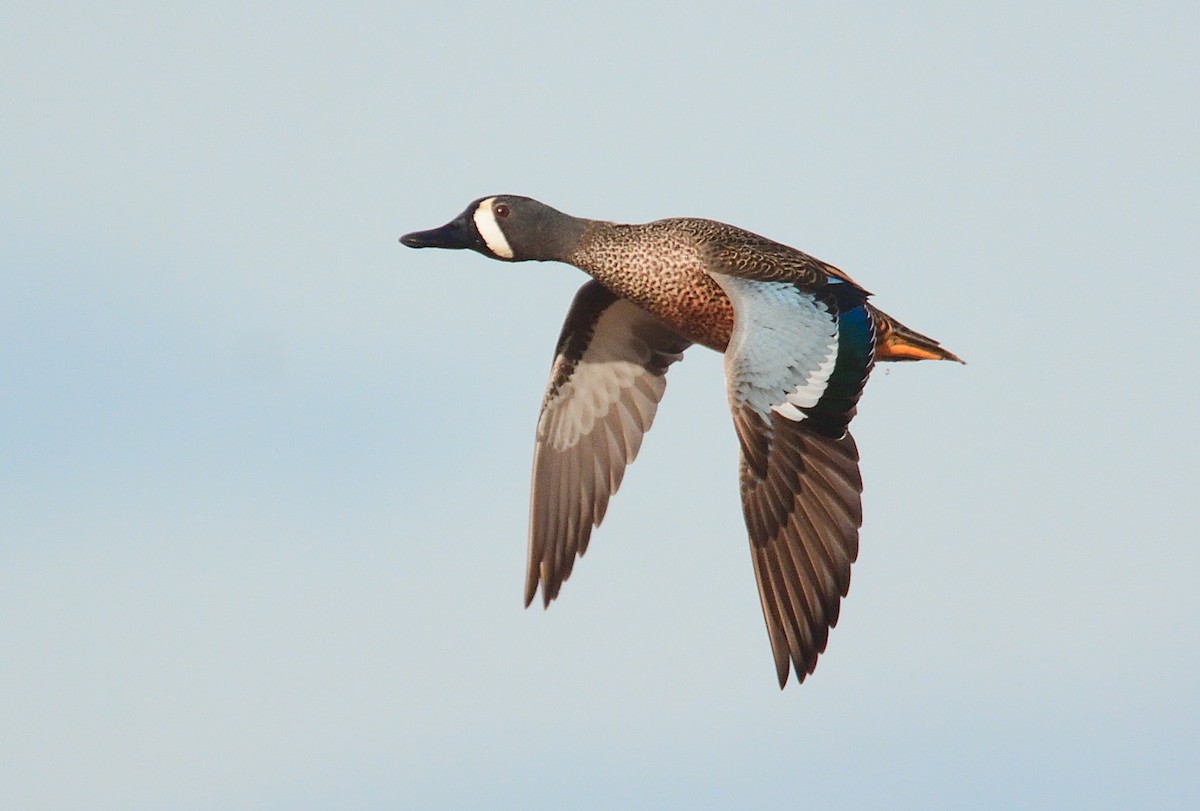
[527,281,691,606]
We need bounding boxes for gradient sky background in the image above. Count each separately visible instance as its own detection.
[3,3,1198,809]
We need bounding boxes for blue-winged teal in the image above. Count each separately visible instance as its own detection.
[402,196,961,687]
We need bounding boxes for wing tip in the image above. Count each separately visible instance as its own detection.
[524,565,563,609]
[775,658,818,689]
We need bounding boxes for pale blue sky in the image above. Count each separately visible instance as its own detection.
[3,3,1198,809]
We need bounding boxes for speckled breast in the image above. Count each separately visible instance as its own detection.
[570,222,734,352]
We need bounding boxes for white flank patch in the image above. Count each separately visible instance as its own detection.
[473,197,514,259]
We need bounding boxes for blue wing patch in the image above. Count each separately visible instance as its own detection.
[796,286,875,438]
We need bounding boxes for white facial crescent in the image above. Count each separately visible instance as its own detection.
[473,197,515,259]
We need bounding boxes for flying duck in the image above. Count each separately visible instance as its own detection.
[401,195,961,687]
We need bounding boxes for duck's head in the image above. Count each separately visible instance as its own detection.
[400,195,587,263]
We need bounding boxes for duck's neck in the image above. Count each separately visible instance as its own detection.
[520,206,591,262]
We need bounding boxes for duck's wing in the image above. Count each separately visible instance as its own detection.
[527,280,691,607]
[708,268,876,687]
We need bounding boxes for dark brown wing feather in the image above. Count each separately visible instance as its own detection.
[739,414,862,686]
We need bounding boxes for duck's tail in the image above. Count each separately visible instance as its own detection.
[869,305,964,364]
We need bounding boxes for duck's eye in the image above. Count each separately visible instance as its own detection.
[494,202,511,219]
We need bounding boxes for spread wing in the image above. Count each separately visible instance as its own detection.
[710,271,876,687]
[527,280,691,607]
